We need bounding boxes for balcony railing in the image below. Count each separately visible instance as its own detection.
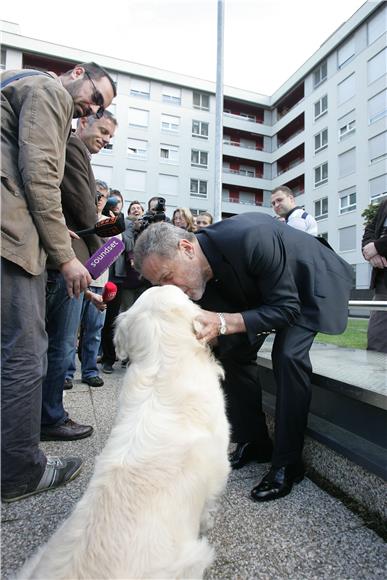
[223,140,263,151]
[223,167,261,178]
[277,127,304,148]
[277,157,304,175]
[222,198,265,207]
[224,111,262,123]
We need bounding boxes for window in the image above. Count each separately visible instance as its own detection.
[314,197,328,220]
[127,138,148,159]
[368,5,387,45]
[339,225,356,252]
[314,162,328,186]
[338,148,356,178]
[130,78,150,99]
[192,120,209,139]
[369,131,387,164]
[190,179,208,198]
[369,174,387,202]
[91,165,113,185]
[159,174,178,197]
[125,169,146,192]
[337,73,355,105]
[319,232,328,242]
[161,114,180,133]
[101,141,113,155]
[128,107,149,128]
[162,85,181,105]
[191,149,208,168]
[193,91,210,111]
[339,186,356,214]
[160,144,179,164]
[339,119,356,141]
[313,61,327,87]
[368,90,387,124]
[337,37,355,68]
[368,48,387,85]
[314,128,328,153]
[314,95,328,120]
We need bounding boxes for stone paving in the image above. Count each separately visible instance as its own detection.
[2,362,386,579]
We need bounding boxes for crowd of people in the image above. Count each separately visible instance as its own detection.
[1,61,384,508]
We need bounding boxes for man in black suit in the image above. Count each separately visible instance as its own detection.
[133,214,353,501]
[362,199,387,353]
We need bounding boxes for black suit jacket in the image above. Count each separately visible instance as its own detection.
[362,199,387,288]
[197,213,353,346]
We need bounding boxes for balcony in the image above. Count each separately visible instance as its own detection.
[276,143,304,177]
[275,82,304,121]
[276,113,305,149]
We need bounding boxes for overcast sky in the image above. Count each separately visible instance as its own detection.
[1,0,367,94]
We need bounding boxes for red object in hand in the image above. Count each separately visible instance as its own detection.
[102,281,118,303]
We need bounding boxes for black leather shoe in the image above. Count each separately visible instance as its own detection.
[41,418,93,441]
[229,441,273,470]
[251,462,305,502]
[82,376,104,388]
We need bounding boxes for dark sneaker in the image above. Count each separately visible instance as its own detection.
[63,378,73,390]
[41,418,93,441]
[102,363,113,374]
[82,376,104,387]
[1,456,82,503]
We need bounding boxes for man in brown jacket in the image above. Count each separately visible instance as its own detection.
[1,62,116,502]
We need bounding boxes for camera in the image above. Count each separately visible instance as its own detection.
[136,197,167,235]
[102,196,120,217]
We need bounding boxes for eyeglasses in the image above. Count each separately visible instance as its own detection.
[84,71,105,119]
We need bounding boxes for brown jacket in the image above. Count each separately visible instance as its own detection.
[1,69,75,275]
[49,133,101,268]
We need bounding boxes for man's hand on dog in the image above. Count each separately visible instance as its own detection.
[194,310,246,343]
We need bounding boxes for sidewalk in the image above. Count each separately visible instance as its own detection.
[2,363,386,579]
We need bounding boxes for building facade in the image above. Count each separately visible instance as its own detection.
[1,1,386,289]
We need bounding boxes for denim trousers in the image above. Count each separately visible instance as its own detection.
[1,259,47,492]
[41,270,83,427]
[66,286,106,380]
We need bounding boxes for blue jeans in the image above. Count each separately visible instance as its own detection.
[41,271,83,427]
[67,286,106,380]
[1,259,47,492]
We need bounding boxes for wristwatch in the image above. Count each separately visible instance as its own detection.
[217,312,227,335]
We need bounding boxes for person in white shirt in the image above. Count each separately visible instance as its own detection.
[271,186,318,236]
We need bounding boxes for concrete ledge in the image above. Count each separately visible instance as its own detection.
[258,343,387,523]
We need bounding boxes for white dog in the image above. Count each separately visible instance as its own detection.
[18,285,230,580]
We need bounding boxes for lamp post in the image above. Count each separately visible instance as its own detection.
[213,0,224,223]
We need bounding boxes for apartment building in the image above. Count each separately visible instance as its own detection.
[1,1,386,289]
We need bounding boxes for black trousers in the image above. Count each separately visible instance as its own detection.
[219,324,316,466]
[100,284,123,365]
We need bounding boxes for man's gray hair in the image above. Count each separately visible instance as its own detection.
[133,222,195,273]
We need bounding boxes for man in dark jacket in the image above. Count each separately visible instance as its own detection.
[133,214,353,502]
[41,111,117,440]
[362,199,387,353]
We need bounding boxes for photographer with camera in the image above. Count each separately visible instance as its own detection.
[99,196,166,373]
